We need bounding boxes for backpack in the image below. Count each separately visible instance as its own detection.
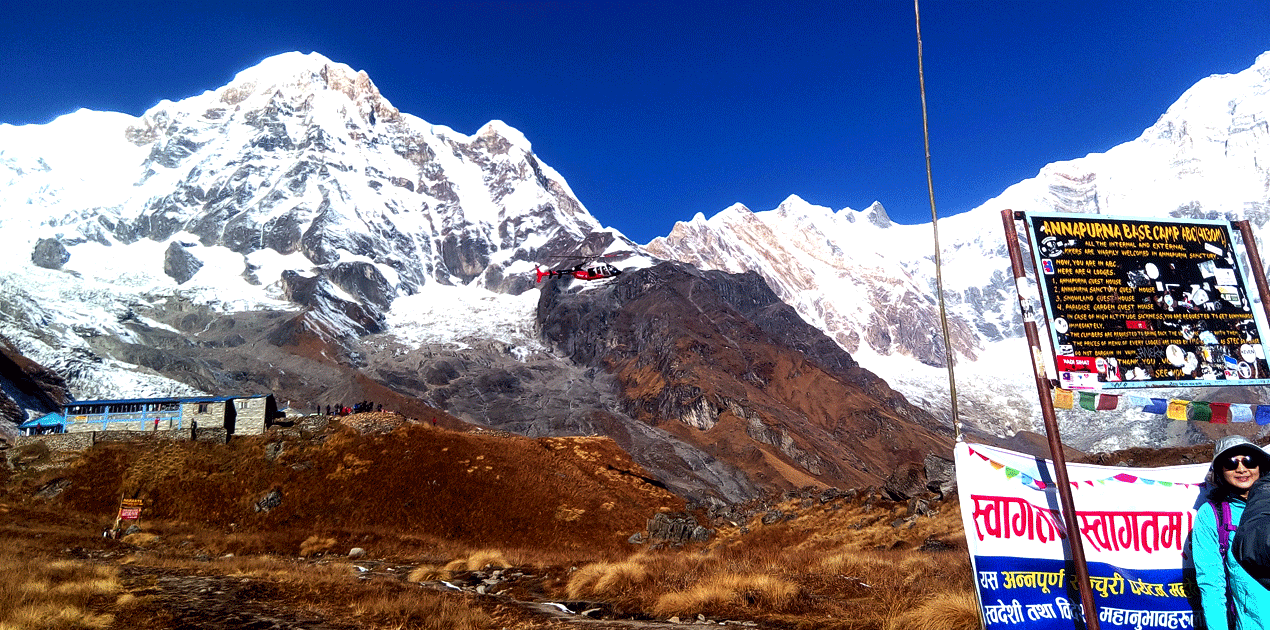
[1232,475,1270,589]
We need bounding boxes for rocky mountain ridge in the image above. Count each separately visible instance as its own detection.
[5,48,1267,498]
[649,51,1270,452]
[0,52,952,503]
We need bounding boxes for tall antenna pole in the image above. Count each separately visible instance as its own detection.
[913,0,962,438]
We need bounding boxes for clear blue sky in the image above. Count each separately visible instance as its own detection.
[3,2,1268,244]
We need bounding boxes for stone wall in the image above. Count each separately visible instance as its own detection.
[95,429,190,443]
[233,398,270,435]
[193,427,229,444]
[182,400,229,432]
[14,426,230,451]
[14,432,95,452]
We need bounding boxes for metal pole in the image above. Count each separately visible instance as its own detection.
[1234,221,1270,332]
[914,0,962,437]
[1001,209,1102,630]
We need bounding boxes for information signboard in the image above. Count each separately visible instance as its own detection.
[118,498,143,521]
[1026,212,1270,389]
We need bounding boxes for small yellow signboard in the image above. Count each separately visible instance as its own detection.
[118,498,143,521]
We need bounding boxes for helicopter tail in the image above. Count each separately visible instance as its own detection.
[535,266,546,283]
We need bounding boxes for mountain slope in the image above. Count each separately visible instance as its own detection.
[0,52,952,503]
[649,52,1270,452]
[538,262,952,490]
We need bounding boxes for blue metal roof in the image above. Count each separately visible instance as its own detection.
[62,394,271,408]
[20,413,65,428]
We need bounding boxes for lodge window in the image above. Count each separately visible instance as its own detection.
[197,403,209,413]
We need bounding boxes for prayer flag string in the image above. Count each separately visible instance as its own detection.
[965,445,1205,491]
[1052,389,1265,425]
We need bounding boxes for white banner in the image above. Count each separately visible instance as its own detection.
[956,442,1209,629]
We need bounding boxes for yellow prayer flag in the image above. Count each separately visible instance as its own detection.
[1054,388,1075,410]
[1167,399,1190,421]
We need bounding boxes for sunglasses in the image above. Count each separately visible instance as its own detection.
[1223,455,1262,471]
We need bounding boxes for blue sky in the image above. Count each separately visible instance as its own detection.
[4,2,1269,244]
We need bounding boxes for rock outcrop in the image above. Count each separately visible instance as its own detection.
[537,262,953,491]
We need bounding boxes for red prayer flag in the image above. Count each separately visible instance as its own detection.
[1210,402,1232,424]
[1096,394,1119,410]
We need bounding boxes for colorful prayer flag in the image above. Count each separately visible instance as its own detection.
[1232,404,1254,423]
[1210,402,1231,424]
[1142,398,1168,414]
[1096,393,1119,410]
[1167,400,1189,421]
[1079,391,1098,411]
[1257,405,1270,426]
[1188,401,1212,423]
[1054,388,1074,410]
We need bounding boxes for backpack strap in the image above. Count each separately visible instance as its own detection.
[1212,499,1237,628]
[1217,500,1234,554]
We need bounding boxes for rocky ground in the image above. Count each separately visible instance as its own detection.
[0,414,972,629]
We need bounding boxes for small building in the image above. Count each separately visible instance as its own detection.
[61,394,277,436]
[19,412,66,436]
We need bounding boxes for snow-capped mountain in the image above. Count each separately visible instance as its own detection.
[11,51,953,503]
[0,51,643,401]
[1,51,636,302]
[650,52,1270,452]
[5,48,1270,470]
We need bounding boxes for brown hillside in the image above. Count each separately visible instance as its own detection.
[24,414,683,554]
[540,263,954,494]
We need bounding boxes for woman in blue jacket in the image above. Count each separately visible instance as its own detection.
[1194,435,1270,630]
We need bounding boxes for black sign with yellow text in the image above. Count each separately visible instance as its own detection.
[1026,212,1270,389]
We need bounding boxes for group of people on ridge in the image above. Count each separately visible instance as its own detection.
[323,401,380,416]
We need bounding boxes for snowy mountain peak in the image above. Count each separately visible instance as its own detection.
[475,120,530,149]
[651,51,1270,452]
[0,51,642,405]
[224,51,383,104]
[863,201,892,228]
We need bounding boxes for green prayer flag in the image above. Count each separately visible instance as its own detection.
[1188,401,1212,422]
[1079,391,1098,411]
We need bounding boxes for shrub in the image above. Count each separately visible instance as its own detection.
[885,590,982,630]
[654,573,799,618]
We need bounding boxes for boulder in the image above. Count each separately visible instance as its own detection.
[883,461,927,501]
[646,511,711,544]
[924,453,956,498]
[31,238,70,269]
[163,241,203,284]
[254,487,282,513]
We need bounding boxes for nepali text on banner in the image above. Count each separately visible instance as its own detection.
[956,442,1210,629]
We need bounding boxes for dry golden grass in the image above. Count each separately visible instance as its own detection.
[129,551,360,589]
[819,549,894,577]
[885,590,982,630]
[350,584,496,630]
[0,415,980,630]
[444,549,511,573]
[119,532,161,547]
[655,572,799,617]
[548,495,975,629]
[300,534,338,556]
[407,564,448,583]
[0,544,119,630]
[566,558,651,599]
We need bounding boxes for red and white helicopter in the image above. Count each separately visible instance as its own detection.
[534,254,626,283]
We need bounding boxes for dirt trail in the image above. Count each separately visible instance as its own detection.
[117,565,357,630]
[109,559,765,630]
